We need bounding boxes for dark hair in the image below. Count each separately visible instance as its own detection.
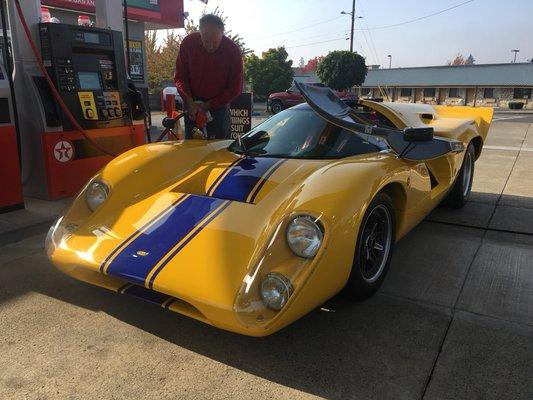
[199,14,225,31]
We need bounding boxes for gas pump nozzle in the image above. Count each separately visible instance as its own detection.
[192,108,212,140]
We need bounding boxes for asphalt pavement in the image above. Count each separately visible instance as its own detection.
[0,118,532,400]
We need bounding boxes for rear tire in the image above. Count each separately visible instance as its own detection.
[344,193,395,301]
[444,143,475,209]
[271,100,283,114]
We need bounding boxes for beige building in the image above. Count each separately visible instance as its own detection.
[360,63,533,109]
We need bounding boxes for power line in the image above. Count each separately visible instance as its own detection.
[265,0,476,51]
[251,15,344,41]
[358,1,381,65]
[285,36,348,50]
[357,0,475,31]
[274,29,351,46]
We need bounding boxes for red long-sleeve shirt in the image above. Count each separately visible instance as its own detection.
[174,32,243,109]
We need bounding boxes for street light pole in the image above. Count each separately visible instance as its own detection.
[350,0,355,52]
[512,49,519,63]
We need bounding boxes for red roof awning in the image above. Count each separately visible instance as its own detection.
[42,0,185,28]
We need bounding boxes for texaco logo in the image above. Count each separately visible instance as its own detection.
[53,140,74,163]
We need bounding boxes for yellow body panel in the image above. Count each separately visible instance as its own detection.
[47,103,492,336]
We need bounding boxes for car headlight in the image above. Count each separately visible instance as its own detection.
[260,272,293,311]
[286,215,323,258]
[85,180,109,211]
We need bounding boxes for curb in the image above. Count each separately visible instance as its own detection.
[0,220,54,247]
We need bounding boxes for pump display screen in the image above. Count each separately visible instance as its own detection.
[84,32,100,44]
[78,72,102,90]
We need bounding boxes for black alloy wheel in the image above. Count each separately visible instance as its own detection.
[345,193,395,300]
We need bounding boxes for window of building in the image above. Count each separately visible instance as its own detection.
[448,88,460,98]
[483,88,494,98]
[423,88,436,97]
[400,88,412,97]
[513,88,531,99]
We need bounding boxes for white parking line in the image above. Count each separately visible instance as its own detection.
[484,145,533,152]
[492,116,527,121]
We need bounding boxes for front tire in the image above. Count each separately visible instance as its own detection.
[444,143,475,209]
[270,100,283,114]
[345,193,395,301]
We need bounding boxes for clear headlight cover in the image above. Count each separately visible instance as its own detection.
[286,216,323,258]
[233,213,327,331]
[85,181,109,211]
[260,273,293,311]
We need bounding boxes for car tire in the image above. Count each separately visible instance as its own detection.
[271,100,283,114]
[443,143,475,209]
[344,192,395,301]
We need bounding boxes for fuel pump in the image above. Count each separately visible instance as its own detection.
[0,63,24,212]
[0,0,24,212]
[7,0,146,200]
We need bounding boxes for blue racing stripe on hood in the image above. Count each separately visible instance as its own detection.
[104,195,227,286]
[210,157,284,203]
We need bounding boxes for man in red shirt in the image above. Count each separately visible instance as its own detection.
[174,14,243,139]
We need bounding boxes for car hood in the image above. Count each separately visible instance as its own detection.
[53,141,333,307]
[269,91,291,98]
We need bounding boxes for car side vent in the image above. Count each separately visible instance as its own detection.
[427,166,439,189]
[420,113,434,120]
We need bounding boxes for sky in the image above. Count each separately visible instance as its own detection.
[166,0,533,68]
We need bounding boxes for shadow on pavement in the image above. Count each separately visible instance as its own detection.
[1,193,532,399]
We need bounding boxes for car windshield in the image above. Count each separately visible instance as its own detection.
[229,108,384,159]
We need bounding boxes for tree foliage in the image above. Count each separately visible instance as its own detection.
[447,53,475,65]
[185,7,252,56]
[144,30,182,92]
[244,47,293,97]
[316,51,367,90]
[303,56,324,73]
[144,7,252,92]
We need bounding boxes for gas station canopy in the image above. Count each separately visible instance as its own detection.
[41,0,185,29]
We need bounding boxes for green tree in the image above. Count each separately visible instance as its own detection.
[244,47,293,97]
[186,7,252,56]
[144,30,162,91]
[316,51,367,90]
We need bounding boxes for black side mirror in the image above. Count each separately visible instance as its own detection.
[404,127,434,142]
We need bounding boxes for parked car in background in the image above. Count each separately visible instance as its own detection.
[162,86,183,110]
[267,82,357,113]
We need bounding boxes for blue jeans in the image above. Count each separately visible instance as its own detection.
[184,105,230,140]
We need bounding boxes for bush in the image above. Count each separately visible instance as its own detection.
[316,51,367,91]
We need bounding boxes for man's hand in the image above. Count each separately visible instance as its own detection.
[186,99,200,120]
[197,101,210,113]
[186,100,210,120]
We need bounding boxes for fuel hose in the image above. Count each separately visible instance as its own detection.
[14,0,118,157]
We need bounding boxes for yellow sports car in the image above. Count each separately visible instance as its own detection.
[46,83,492,336]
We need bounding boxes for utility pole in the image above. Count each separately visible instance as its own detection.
[350,0,355,52]
[341,1,361,52]
[511,49,519,63]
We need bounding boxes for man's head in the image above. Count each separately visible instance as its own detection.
[199,14,224,53]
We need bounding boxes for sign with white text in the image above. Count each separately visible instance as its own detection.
[229,93,252,139]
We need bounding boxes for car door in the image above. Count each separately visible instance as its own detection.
[285,85,304,107]
[296,81,464,215]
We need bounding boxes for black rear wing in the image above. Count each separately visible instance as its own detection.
[294,81,464,161]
